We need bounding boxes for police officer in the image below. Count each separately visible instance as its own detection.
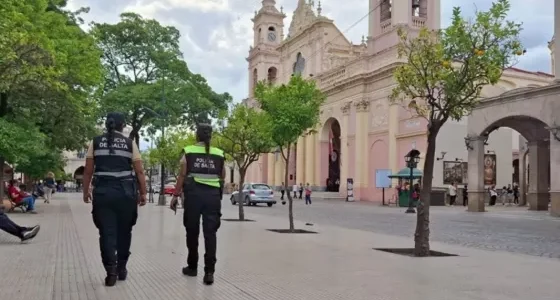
[82,112,147,287]
[170,123,225,285]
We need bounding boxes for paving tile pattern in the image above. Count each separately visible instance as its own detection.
[0,193,558,300]
[256,195,560,258]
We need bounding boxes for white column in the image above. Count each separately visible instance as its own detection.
[392,0,412,25]
[527,140,550,210]
[549,137,560,216]
[339,102,351,193]
[296,136,305,185]
[467,136,486,212]
[555,0,560,80]
[304,133,315,186]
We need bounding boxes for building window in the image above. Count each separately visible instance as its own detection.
[381,0,392,22]
[267,67,277,84]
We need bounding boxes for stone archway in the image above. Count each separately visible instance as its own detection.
[320,117,341,192]
[467,114,552,212]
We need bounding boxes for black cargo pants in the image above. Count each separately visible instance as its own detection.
[183,182,222,273]
[92,178,138,267]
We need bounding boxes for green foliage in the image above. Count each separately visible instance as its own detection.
[255,75,325,152]
[0,118,46,164]
[92,13,231,141]
[15,149,66,180]
[216,104,273,172]
[390,0,523,125]
[147,130,196,178]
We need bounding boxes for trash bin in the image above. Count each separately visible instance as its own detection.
[398,190,418,207]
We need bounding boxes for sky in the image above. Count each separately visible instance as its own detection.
[65,0,554,150]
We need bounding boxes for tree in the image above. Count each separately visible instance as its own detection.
[15,149,66,181]
[255,75,325,231]
[215,104,274,221]
[0,0,103,196]
[389,0,524,256]
[91,13,231,145]
[148,130,196,179]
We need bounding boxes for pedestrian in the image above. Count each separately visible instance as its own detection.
[489,185,497,206]
[462,184,468,206]
[292,183,298,198]
[305,183,312,205]
[44,172,56,203]
[170,123,225,286]
[299,183,303,199]
[0,207,40,242]
[513,183,519,205]
[82,112,147,287]
[448,182,457,206]
[280,182,285,200]
[506,184,513,205]
[7,180,37,213]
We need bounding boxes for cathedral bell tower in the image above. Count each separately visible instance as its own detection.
[247,0,286,99]
[367,0,440,54]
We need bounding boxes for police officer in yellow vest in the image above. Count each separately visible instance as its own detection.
[170,123,225,285]
[82,112,148,287]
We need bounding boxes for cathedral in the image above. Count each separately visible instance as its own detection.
[243,0,552,202]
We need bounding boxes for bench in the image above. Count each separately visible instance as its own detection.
[2,195,27,213]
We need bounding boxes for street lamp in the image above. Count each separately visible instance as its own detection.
[404,149,421,213]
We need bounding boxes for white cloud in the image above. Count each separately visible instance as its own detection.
[66,0,554,101]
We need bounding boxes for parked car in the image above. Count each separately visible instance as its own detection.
[231,183,276,207]
[163,184,176,195]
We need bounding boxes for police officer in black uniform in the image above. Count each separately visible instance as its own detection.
[82,112,148,287]
[170,123,225,285]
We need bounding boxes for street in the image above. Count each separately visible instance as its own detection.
[246,196,560,258]
[0,193,558,300]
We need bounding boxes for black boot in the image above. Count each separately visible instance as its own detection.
[117,260,128,281]
[104,265,118,286]
[203,272,214,285]
[182,266,197,277]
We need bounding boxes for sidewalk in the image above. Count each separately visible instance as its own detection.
[0,193,557,300]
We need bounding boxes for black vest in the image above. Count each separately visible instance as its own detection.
[92,132,134,179]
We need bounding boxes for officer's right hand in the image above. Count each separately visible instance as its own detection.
[138,193,147,206]
[83,193,91,203]
[170,196,178,212]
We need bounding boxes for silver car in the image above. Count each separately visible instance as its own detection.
[231,183,276,207]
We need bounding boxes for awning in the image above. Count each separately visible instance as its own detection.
[388,168,422,179]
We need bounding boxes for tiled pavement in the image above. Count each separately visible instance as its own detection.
[0,193,558,300]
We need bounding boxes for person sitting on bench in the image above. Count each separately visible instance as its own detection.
[7,180,37,214]
[0,209,40,242]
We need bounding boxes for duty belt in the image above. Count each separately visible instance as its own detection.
[187,173,219,179]
[94,170,135,178]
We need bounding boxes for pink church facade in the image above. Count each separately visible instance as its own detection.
[242,0,551,203]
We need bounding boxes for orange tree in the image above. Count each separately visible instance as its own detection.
[389,0,524,256]
[255,75,325,232]
[215,104,274,221]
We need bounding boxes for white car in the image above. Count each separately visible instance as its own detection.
[231,183,276,207]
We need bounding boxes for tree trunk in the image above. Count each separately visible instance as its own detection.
[237,168,247,221]
[0,92,8,117]
[284,146,294,232]
[414,127,439,256]
[0,156,4,201]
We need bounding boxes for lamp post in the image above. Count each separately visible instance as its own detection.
[157,76,167,206]
[404,149,421,213]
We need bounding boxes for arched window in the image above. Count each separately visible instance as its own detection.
[292,52,305,75]
[252,68,258,93]
[267,67,277,84]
